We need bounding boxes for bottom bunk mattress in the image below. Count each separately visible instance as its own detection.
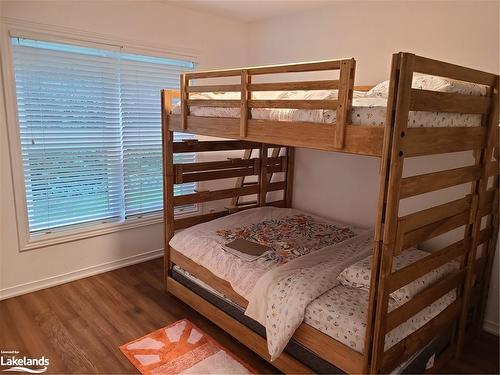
[171,266,453,374]
[172,265,455,355]
[169,207,458,360]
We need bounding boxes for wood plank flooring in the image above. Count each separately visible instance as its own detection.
[0,258,498,374]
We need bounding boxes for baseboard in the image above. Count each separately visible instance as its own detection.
[483,319,500,336]
[0,248,163,300]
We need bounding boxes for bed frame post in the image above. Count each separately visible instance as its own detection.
[363,53,401,373]
[456,75,499,355]
[284,147,295,207]
[162,89,175,291]
[475,148,499,336]
[334,58,356,149]
[240,69,250,138]
[180,73,189,131]
[369,52,414,374]
[259,143,268,206]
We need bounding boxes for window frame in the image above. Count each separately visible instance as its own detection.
[1,19,200,251]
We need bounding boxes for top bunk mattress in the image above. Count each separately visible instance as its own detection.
[171,74,488,127]
[173,95,482,128]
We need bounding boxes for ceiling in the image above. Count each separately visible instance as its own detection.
[163,0,330,22]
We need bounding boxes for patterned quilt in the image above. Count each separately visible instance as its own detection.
[216,214,356,264]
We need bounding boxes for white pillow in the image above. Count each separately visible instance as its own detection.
[365,74,487,99]
[337,248,459,305]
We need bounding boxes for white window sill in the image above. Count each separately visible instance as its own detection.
[20,208,199,252]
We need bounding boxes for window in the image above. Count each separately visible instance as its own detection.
[11,37,196,234]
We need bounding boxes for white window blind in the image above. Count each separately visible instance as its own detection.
[120,53,195,217]
[11,37,196,234]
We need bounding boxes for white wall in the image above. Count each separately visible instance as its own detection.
[0,0,250,298]
[247,0,499,334]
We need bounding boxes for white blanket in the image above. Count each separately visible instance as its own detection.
[245,231,374,360]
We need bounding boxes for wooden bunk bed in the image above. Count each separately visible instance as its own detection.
[161,52,499,374]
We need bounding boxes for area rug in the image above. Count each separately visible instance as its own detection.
[120,319,257,374]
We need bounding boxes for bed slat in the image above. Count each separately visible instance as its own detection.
[388,239,468,293]
[185,59,344,79]
[402,127,487,156]
[174,186,258,207]
[399,195,473,234]
[400,165,481,198]
[386,270,465,332]
[177,167,256,184]
[401,211,470,250]
[176,158,255,173]
[249,80,339,91]
[188,84,241,93]
[173,181,285,206]
[188,99,240,107]
[248,99,338,110]
[173,140,261,153]
[409,89,490,114]
[413,55,497,86]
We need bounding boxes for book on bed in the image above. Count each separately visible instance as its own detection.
[223,239,271,261]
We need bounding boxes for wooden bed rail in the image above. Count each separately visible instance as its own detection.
[367,52,499,374]
[178,58,356,149]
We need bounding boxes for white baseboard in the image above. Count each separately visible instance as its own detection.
[483,319,500,336]
[0,248,163,300]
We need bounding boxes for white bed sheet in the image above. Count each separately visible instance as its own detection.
[171,91,482,128]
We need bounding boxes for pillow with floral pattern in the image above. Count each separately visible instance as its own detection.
[337,248,459,305]
[365,74,487,99]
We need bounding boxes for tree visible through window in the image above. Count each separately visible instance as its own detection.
[11,37,196,233]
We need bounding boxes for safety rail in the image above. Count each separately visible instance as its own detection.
[175,58,358,151]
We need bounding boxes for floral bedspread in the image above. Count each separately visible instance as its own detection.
[216,214,356,264]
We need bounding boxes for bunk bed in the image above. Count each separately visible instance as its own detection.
[161,52,499,374]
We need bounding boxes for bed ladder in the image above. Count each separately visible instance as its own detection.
[230,146,282,208]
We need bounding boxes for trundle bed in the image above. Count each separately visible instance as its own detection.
[161,52,499,374]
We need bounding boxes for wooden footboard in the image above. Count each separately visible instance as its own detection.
[368,52,499,373]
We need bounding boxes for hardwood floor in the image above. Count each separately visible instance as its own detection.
[0,258,498,374]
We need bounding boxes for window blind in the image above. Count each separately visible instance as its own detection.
[11,37,196,233]
[120,53,196,217]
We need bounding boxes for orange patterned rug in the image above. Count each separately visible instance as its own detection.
[120,319,257,374]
